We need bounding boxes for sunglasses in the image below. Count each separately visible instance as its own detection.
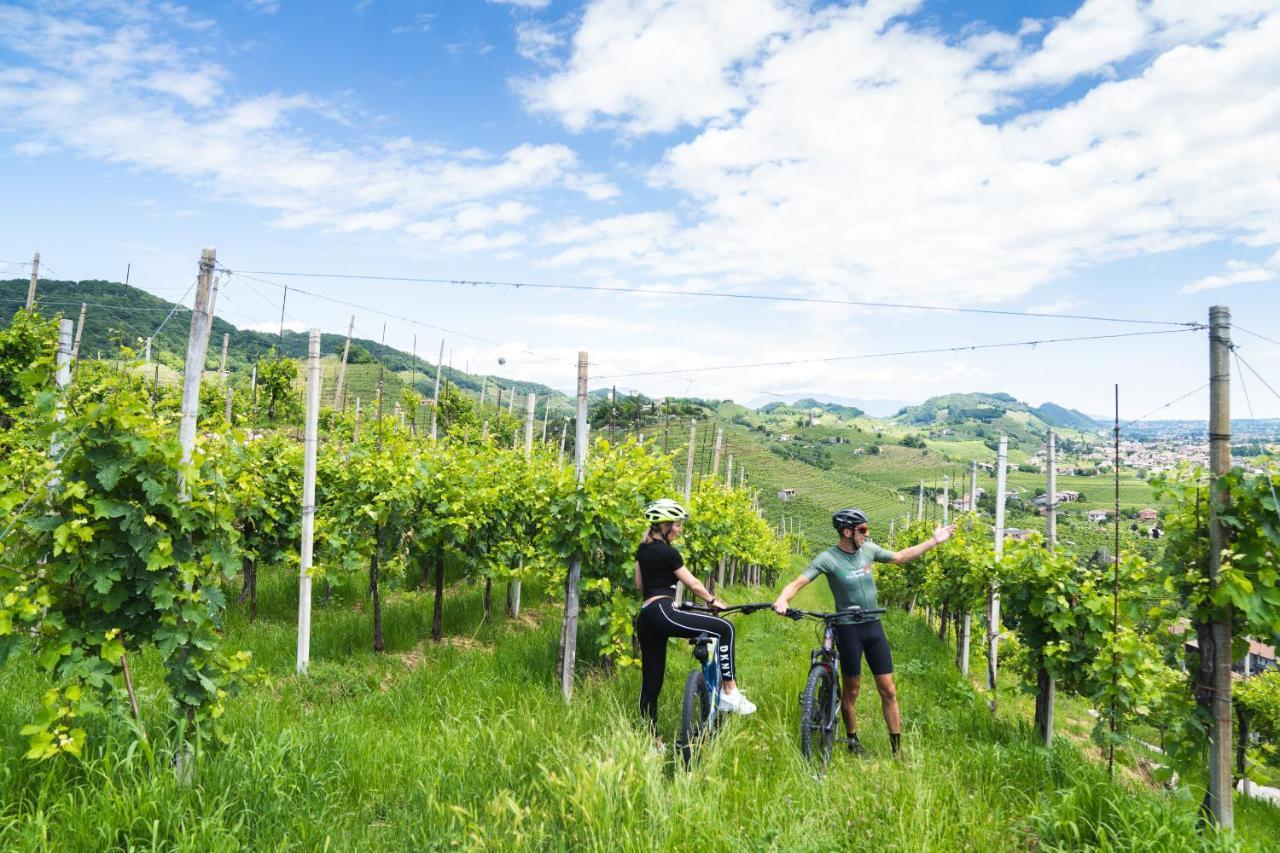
[854,525,869,534]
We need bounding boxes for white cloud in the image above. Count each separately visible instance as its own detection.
[519,0,1280,303]
[1181,251,1280,294]
[0,4,613,250]
[515,21,563,66]
[519,0,802,133]
[246,319,305,333]
[245,0,280,14]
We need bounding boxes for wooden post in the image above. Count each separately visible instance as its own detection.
[297,330,321,674]
[71,303,87,362]
[987,435,1007,712]
[430,340,444,439]
[1203,305,1234,828]
[334,315,354,410]
[25,252,39,309]
[178,249,216,488]
[559,352,588,701]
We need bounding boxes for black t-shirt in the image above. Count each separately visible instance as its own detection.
[636,540,683,599]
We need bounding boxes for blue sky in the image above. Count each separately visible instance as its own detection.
[1,0,1278,418]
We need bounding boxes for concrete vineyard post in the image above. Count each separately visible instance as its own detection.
[430,340,444,440]
[683,419,697,501]
[178,249,216,496]
[675,418,697,606]
[48,319,74,473]
[541,404,549,443]
[942,475,949,525]
[334,315,354,410]
[509,392,536,618]
[1035,430,1057,745]
[354,397,362,442]
[917,480,924,521]
[1204,305,1234,828]
[558,417,568,466]
[711,427,723,481]
[987,435,1008,712]
[71,303,87,363]
[961,459,977,677]
[726,454,733,488]
[559,352,589,702]
[25,252,39,309]
[297,330,321,675]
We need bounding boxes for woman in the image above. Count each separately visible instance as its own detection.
[635,498,756,733]
[772,507,953,755]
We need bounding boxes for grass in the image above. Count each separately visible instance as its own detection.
[1,570,1275,851]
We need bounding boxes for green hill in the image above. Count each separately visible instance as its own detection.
[2,278,575,416]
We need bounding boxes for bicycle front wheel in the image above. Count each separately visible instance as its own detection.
[799,664,836,766]
[677,669,711,768]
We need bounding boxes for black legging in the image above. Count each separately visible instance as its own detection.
[636,598,736,729]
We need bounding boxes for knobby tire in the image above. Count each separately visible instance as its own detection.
[800,664,835,767]
[678,669,710,768]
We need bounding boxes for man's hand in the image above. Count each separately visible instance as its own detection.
[709,597,728,612]
[772,597,789,616]
[932,524,957,545]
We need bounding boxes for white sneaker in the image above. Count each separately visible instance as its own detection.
[719,689,757,715]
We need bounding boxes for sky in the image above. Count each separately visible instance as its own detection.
[1,0,1278,419]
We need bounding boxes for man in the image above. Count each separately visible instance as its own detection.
[772,508,954,755]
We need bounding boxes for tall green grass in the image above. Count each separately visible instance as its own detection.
[0,574,1272,850]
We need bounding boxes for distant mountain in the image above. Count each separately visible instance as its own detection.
[1031,402,1100,430]
[759,398,864,418]
[749,393,915,417]
[891,391,1099,443]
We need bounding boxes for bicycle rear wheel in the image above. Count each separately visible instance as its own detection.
[677,669,711,768]
[799,664,836,767]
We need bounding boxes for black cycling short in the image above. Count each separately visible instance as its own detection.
[833,619,893,678]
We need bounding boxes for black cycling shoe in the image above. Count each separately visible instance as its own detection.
[844,736,868,757]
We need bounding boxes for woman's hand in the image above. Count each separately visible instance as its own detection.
[772,597,789,616]
[709,597,728,612]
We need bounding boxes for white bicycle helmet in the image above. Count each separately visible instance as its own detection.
[644,498,689,523]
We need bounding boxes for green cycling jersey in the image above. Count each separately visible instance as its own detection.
[801,542,895,622]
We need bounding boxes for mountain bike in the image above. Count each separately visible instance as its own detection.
[675,602,772,768]
[783,605,887,768]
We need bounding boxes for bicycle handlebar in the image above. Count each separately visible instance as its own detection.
[679,602,774,616]
[784,606,887,622]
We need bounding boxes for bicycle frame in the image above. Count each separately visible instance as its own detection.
[786,606,888,755]
[692,633,723,727]
[680,602,772,732]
